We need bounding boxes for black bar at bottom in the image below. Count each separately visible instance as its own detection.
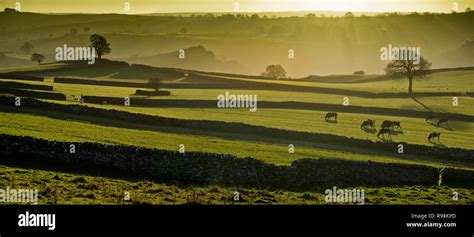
[0,205,472,234]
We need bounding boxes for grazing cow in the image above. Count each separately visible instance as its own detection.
[437,118,449,126]
[377,128,392,139]
[381,120,393,130]
[428,132,441,141]
[325,112,337,122]
[426,114,437,122]
[360,119,375,130]
[392,121,402,131]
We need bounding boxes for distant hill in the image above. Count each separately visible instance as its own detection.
[0,11,472,76]
[439,40,474,68]
[119,46,245,74]
[3,60,185,81]
[0,53,35,68]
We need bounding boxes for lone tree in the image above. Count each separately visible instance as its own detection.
[4,8,18,13]
[90,34,111,60]
[384,54,431,94]
[31,53,45,65]
[20,42,34,54]
[179,27,188,38]
[344,12,355,17]
[148,77,162,92]
[263,65,287,79]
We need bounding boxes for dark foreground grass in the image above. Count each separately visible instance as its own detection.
[1,165,473,205]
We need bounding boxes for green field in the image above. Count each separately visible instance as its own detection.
[1,56,474,205]
[5,108,470,169]
[200,70,474,93]
[43,69,474,151]
[1,65,474,163]
[46,105,472,149]
[2,165,472,205]
[2,68,474,118]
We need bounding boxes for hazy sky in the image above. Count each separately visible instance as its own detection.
[1,0,473,13]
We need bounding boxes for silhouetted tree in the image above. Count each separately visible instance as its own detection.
[4,8,18,13]
[148,77,162,92]
[70,28,78,35]
[20,42,34,54]
[31,53,45,65]
[353,70,365,75]
[179,27,188,38]
[90,34,111,60]
[263,65,287,79]
[83,27,90,33]
[385,54,431,94]
[344,12,355,17]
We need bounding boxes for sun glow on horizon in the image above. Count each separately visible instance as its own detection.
[241,0,473,13]
[1,0,472,14]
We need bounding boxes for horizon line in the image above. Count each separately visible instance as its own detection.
[1,9,463,15]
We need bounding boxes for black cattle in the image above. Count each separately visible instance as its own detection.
[437,118,449,126]
[325,112,337,122]
[392,121,402,131]
[377,128,392,139]
[381,120,393,130]
[428,132,441,141]
[360,119,375,130]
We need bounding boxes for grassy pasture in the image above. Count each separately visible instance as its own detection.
[2,67,474,117]
[198,70,474,93]
[2,165,472,204]
[5,63,474,94]
[2,77,474,116]
[2,62,184,81]
[1,12,474,205]
[1,109,473,169]
[1,65,473,191]
[1,65,473,151]
[40,101,474,150]
[0,63,68,73]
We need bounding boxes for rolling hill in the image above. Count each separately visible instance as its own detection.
[119,45,245,73]
[1,11,473,76]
